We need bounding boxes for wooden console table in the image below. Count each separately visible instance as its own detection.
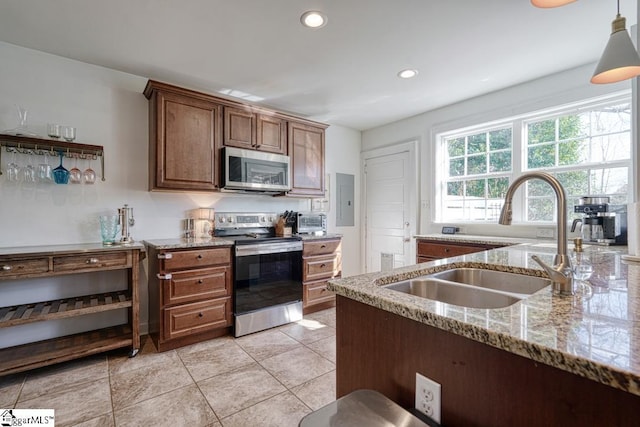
[0,243,144,376]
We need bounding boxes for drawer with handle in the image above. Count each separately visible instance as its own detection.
[303,253,341,282]
[302,239,341,257]
[160,266,230,306]
[163,297,231,340]
[303,279,336,307]
[160,248,231,270]
[0,257,50,278]
[53,251,130,272]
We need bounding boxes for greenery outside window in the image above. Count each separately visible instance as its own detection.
[438,95,632,223]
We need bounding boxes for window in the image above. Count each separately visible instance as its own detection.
[438,95,632,223]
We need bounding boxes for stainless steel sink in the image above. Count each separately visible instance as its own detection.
[382,267,551,309]
[427,268,550,297]
[384,278,521,309]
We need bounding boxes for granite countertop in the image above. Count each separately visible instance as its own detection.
[414,233,540,246]
[297,233,343,241]
[0,241,146,257]
[143,238,234,250]
[328,242,640,397]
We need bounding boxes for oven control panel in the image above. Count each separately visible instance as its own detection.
[215,212,277,229]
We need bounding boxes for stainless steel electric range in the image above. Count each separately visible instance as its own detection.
[214,212,303,337]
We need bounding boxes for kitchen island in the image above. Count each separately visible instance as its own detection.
[328,242,640,426]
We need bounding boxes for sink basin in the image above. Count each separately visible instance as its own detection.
[382,267,551,309]
[383,278,522,309]
[428,268,551,297]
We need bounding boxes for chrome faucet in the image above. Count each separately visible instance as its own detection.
[498,172,574,295]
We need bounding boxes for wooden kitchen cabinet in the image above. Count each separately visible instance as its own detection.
[302,238,341,313]
[0,244,143,376]
[144,80,222,191]
[147,245,233,351]
[287,121,327,197]
[416,238,505,263]
[224,106,287,154]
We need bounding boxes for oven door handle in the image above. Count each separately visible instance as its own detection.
[236,241,303,256]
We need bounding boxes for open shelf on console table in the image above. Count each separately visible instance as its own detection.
[0,133,106,181]
[0,243,144,376]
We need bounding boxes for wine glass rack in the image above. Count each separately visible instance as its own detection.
[0,133,105,181]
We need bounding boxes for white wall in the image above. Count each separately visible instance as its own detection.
[0,42,362,342]
[363,63,635,237]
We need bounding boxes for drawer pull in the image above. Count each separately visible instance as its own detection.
[444,248,450,253]
[320,244,326,248]
[86,258,99,264]
[157,273,173,280]
[320,263,326,268]
[157,253,173,260]
[198,312,204,318]
[197,279,204,284]
[1,265,12,271]
[197,254,203,259]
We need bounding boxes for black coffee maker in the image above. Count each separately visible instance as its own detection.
[572,196,627,245]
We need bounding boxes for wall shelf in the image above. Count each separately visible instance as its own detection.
[0,133,105,181]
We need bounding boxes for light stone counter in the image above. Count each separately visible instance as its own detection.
[143,238,234,249]
[328,242,640,396]
[414,233,540,246]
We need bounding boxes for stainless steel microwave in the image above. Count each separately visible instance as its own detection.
[221,147,291,193]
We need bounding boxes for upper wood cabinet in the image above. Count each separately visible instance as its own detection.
[145,81,221,191]
[288,121,327,197]
[223,106,286,154]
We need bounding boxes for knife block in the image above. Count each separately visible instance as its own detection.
[275,218,292,237]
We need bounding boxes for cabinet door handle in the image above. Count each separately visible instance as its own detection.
[1,265,12,271]
[197,279,204,284]
[86,258,99,264]
[157,253,173,260]
[157,273,173,280]
[198,312,204,318]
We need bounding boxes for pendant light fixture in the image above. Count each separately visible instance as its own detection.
[531,0,576,8]
[591,0,640,84]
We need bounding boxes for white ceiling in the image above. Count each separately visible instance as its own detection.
[0,0,636,131]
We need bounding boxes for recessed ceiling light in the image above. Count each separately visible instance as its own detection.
[397,69,418,79]
[301,11,327,29]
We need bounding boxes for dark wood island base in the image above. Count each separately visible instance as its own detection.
[336,296,640,427]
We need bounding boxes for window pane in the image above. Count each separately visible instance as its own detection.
[467,199,487,221]
[487,177,509,198]
[528,180,553,197]
[590,134,631,162]
[557,170,589,196]
[489,128,511,150]
[558,140,587,166]
[528,144,555,168]
[467,133,486,154]
[448,138,465,157]
[465,179,486,198]
[467,154,487,175]
[447,181,463,196]
[449,158,465,177]
[528,198,554,222]
[591,103,631,134]
[489,151,511,172]
[528,119,555,145]
[558,115,586,140]
[590,167,628,195]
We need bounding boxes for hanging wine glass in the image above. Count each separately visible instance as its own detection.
[52,151,69,184]
[83,156,96,184]
[6,149,19,182]
[69,155,82,184]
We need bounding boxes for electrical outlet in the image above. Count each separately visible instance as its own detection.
[536,228,555,238]
[415,373,441,423]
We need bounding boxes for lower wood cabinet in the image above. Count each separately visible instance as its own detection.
[147,245,233,351]
[416,238,505,263]
[302,238,342,314]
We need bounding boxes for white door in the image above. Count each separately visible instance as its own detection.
[363,147,415,272]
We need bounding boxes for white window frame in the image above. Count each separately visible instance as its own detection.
[434,93,633,225]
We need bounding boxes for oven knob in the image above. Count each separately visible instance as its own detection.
[227,217,233,223]
[218,217,225,223]
[261,216,266,223]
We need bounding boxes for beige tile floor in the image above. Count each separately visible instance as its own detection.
[0,308,337,427]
